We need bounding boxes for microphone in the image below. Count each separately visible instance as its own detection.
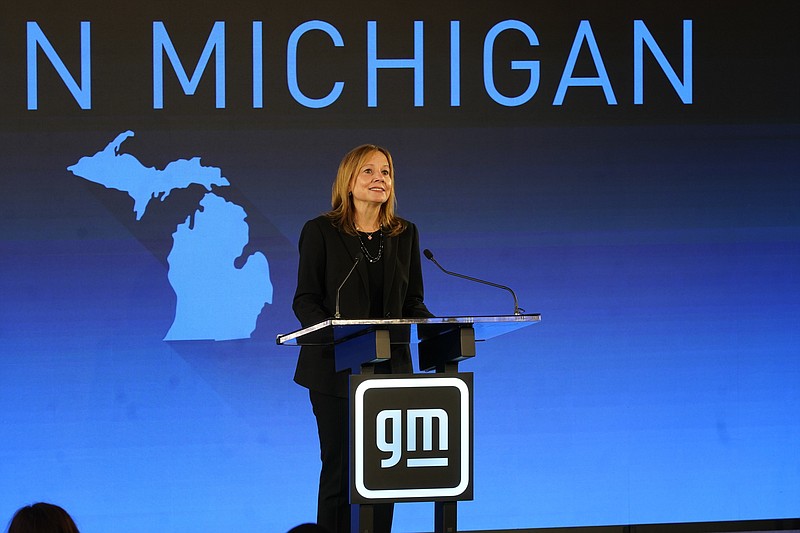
[335,252,363,319]
[423,248,525,315]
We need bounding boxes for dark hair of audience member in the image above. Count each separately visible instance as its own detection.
[7,503,80,533]
[286,523,330,533]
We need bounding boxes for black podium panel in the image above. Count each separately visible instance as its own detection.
[350,373,474,504]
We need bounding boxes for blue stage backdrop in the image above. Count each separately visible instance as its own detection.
[1,1,798,531]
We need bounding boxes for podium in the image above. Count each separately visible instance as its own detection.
[277,314,540,533]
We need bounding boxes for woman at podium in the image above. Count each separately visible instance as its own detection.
[293,144,434,533]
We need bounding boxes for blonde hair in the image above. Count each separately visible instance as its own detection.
[325,144,405,236]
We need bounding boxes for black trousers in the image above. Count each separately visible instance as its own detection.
[309,390,394,533]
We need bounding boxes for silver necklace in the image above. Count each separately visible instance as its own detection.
[358,230,384,263]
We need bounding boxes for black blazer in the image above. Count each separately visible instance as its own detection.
[293,215,433,397]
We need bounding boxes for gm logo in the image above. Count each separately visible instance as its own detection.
[351,374,473,502]
[377,408,449,468]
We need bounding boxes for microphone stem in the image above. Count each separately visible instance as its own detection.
[429,257,522,315]
[335,256,361,319]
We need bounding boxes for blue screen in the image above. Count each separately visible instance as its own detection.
[1,2,798,531]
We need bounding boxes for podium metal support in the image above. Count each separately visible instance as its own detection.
[353,503,373,533]
[435,501,458,533]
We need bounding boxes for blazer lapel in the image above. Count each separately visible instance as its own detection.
[382,231,397,316]
[338,231,369,301]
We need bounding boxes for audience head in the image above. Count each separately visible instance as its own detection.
[7,503,79,533]
[287,523,330,533]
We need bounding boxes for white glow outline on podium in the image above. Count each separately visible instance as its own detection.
[354,376,470,500]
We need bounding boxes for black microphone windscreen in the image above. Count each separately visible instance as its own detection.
[423,249,434,260]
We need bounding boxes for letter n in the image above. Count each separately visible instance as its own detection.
[27,21,91,110]
[634,20,693,104]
